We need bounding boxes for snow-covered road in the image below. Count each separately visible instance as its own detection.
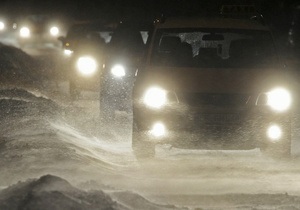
[1,44,300,209]
[1,87,300,209]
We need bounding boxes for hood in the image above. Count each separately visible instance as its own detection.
[137,66,291,94]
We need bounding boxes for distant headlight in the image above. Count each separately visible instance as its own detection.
[20,27,30,38]
[143,87,167,109]
[0,22,5,31]
[76,56,97,76]
[267,87,292,112]
[64,49,73,56]
[111,64,125,77]
[50,26,59,36]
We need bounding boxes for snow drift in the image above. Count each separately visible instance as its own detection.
[1,43,300,209]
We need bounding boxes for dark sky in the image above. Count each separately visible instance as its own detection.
[1,0,299,22]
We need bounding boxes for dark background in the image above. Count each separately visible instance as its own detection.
[0,0,298,21]
[0,0,299,51]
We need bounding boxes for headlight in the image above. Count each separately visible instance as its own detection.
[64,49,73,56]
[20,27,30,38]
[143,87,167,109]
[0,21,5,31]
[267,88,292,112]
[111,64,125,77]
[76,56,97,76]
[50,26,59,36]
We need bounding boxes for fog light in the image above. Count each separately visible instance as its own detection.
[267,125,282,142]
[150,122,166,137]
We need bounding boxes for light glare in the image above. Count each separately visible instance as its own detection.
[150,122,166,137]
[111,64,126,77]
[0,22,5,30]
[267,125,282,142]
[20,27,30,38]
[50,26,59,36]
[267,88,291,112]
[64,49,73,56]
[76,56,97,76]
[144,87,167,108]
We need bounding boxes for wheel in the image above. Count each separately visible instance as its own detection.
[132,122,155,160]
[260,121,291,159]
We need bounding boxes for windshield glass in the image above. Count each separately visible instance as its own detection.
[151,28,278,68]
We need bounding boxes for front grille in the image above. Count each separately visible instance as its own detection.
[177,93,251,107]
[195,113,242,124]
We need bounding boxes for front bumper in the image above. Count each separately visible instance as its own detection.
[133,105,291,150]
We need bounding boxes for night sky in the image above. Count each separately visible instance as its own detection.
[0,0,298,35]
[0,0,299,20]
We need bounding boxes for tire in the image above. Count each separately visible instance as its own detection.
[260,121,291,159]
[132,122,155,160]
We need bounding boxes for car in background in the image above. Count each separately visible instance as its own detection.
[60,20,153,122]
[99,22,151,122]
[59,21,115,99]
[59,20,115,57]
[16,14,69,53]
[132,7,297,159]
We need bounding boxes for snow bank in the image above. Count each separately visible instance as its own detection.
[0,44,42,88]
[0,174,125,210]
[0,175,184,210]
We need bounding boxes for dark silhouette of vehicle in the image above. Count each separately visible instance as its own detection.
[59,21,114,99]
[99,22,151,122]
[132,11,296,160]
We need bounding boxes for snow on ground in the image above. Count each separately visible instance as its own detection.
[1,44,300,209]
[0,174,182,210]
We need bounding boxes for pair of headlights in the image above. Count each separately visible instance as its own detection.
[76,56,126,78]
[19,26,60,38]
[143,86,292,112]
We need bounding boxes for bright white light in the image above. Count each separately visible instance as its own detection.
[267,88,291,112]
[150,122,166,137]
[50,26,59,36]
[144,87,167,109]
[76,56,97,76]
[64,49,73,56]
[0,22,5,30]
[20,27,30,38]
[267,124,282,142]
[111,64,126,77]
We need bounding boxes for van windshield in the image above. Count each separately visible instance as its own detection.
[150,28,279,68]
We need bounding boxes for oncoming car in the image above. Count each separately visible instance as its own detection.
[16,14,67,50]
[99,22,150,122]
[61,22,114,98]
[63,21,150,101]
[132,15,297,159]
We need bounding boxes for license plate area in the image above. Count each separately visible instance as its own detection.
[195,113,243,125]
